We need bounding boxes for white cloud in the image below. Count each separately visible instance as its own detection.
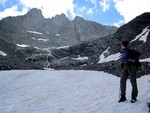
[113,20,124,27]
[20,0,76,19]
[0,0,7,6]
[86,0,97,4]
[113,0,150,23]
[89,0,97,9]
[79,7,86,12]
[87,8,93,14]
[99,0,110,12]
[89,0,96,4]
[0,5,28,20]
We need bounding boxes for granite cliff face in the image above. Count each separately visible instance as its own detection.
[0,8,117,48]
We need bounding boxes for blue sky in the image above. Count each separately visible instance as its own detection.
[0,0,150,27]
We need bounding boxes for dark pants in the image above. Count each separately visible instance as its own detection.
[120,64,138,97]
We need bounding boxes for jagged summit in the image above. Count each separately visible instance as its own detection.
[51,13,70,25]
[26,8,44,18]
[73,16,85,22]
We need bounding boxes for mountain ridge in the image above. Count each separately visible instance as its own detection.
[0,8,117,48]
[0,10,150,77]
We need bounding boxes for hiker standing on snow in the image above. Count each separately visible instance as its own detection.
[118,41,141,103]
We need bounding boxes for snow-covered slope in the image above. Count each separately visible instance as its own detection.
[140,57,150,62]
[130,26,150,43]
[0,50,7,56]
[98,47,121,63]
[0,70,149,113]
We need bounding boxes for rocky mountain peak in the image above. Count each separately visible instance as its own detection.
[22,8,44,31]
[26,8,44,19]
[73,16,85,23]
[51,13,70,25]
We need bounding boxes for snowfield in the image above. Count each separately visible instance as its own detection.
[27,30,43,35]
[0,50,7,56]
[0,70,149,113]
[130,26,150,43]
[98,47,121,63]
[16,44,30,48]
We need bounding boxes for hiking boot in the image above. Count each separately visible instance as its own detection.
[131,96,137,103]
[131,94,137,103]
[118,95,126,103]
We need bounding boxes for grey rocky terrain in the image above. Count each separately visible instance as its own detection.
[0,9,150,77]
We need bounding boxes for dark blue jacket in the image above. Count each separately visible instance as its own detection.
[122,48,141,64]
[122,48,129,64]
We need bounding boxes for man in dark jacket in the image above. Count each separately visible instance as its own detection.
[118,41,141,103]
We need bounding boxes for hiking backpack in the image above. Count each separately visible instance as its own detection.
[127,48,141,67]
